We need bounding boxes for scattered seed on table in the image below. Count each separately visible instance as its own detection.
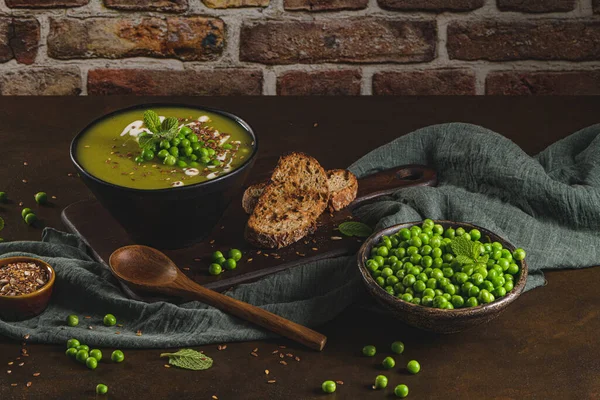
[331,236,343,240]
[265,370,269,375]
[136,330,142,336]
[10,383,16,387]
[336,381,344,385]
[23,162,28,166]
[271,350,278,354]
[88,326,94,330]
[115,332,120,335]
[182,267,190,271]
[209,240,215,244]
[164,364,170,368]
[33,372,40,377]
[247,258,253,262]
[22,180,27,183]
[279,361,287,366]
[23,334,30,340]
[26,382,32,387]
[18,362,24,367]
[279,346,286,349]
[279,353,284,359]
[311,248,318,251]
[267,380,276,384]
[7,370,11,374]
[250,352,258,357]
[7,362,13,366]
[212,396,218,400]
[256,250,262,254]
[193,258,201,262]
[252,348,258,353]
[84,316,91,319]
[286,353,293,358]
[294,356,300,362]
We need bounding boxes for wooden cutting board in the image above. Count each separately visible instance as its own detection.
[61,165,436,296]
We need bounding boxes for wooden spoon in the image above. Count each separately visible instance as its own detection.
[109,245,327,351]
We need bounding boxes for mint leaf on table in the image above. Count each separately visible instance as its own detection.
[338,221,373,238]
[160,349,213,371]
[143,110,162,134]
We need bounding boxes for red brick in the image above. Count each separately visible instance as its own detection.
[104,0,187,12]
[284,0,367,11]
[277,70,361,95]
[497,0,575,12]
[0,67,81,95]
[448,20,600,61]
[378,0,483,11]
[0,18,40,65]
[87,69,263,95]
[486,71,600,95]
[48,17,224,61]
[6,0,87,7]
[373,69,476,95]
[240,19,436,65]
[203,0,268,7]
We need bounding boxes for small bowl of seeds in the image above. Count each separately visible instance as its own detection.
[0,257,55,321]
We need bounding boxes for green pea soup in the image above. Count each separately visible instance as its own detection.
[76,106,254,190]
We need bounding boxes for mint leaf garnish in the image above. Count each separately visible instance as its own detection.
[161,116,179,134]
[478,254,489,263]
[160,349,213,371]
[454,255,473,265]
[338,221,372,238]
[143,110,162,134]
[450,234,490,265]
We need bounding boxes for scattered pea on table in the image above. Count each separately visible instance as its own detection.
[209,263,222,276]
[86,357,98,370]
[34,192,48,205]
[394,384,409,398]
[0,192,6,202]
[66,315,79,327]
[76,349,89,364]
[382,356,396,369]
[321,380,336,394]
[391,341,404,354]
[65,348,78,358]
[362,345,376,357]
[374,375,388,389]
[96,384,108,395]
[90,349,103,361]
[407,360,421,374]
[111,350,125,363]
[67,338,80,349]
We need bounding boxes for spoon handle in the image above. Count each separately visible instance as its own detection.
[171,275,327,351]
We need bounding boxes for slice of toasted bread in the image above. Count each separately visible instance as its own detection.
[242,169,358,214]
[326,169,358,212]
[245,152,329,249]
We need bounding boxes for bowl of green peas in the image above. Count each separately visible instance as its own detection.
[357,219,528,333]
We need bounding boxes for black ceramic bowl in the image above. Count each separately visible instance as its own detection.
[70,104,258,249]
[357,221,528,333]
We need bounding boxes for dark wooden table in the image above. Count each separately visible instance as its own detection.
[1,97,599,400]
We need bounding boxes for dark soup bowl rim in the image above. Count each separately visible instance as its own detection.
[357,220,528,318]
[70,102,259,194]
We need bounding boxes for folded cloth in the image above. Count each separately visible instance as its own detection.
[1,122,599,347]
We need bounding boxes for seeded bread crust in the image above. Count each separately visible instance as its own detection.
[326,169,359,212]
[245,152,330,249]
[242,169,358,214]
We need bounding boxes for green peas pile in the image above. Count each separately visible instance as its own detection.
[365,219,526,309]
[135,126,224,169]
[209,248,243,276]
[65,338,124,370]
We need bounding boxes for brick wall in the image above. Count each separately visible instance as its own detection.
[1,0,599,95]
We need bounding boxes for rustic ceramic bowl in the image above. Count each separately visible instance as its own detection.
[0,257,56,321]
[357,221,528,334]
[70,103,258,249]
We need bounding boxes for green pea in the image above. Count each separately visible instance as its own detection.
[209,263,222,276]
[86,357,98,370]
[374,375,388,389]
[65,347,78,358]
[188,134,199,143]
[394,384,409,398]
[96,384,108,395]
[183,146,193,157]
[189,161,200,168]
[179,139,190,148]
[134,156,144,163]
[157,149,169,159]
[391,341,404,354]
[191,142,201,152]
[222,143,233,150]
[66,315,79,327]
[67,338,80,349]
[77,345,89,352]
[465,296,478,307]
[76,349,89,364]
[100,314,116,327]
[90,349,103,361]
[376,276,385,287]
[321,380,336,394]
[504,281,514,292]
[179,126,193,135]
[223,258,237,271]
[111,350,124,363]
[407,360,421,374]
[170,138,181,147]
[163,155,177,166]
[24,213,37,225]
[382,356,395,369]
[141,149,155,161]
[159,140,171,149]
[507,263,519,275]
[513,248,526,261]
[207,148,216,157]
[401,293,413,302]
[0,192,6,202]
[169,146,179,157]
[34,192,48,205]
[21,208,33,219]
[176,160,188,168]
[362,345,376,357]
